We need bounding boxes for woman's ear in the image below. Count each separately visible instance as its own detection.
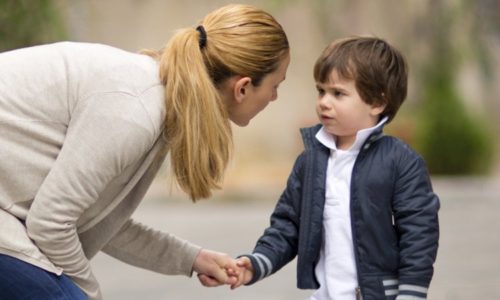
[233,77,252,103]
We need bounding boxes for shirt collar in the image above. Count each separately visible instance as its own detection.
[315,116,388,152]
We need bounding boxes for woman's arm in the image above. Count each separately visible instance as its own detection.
[102,218,202,276]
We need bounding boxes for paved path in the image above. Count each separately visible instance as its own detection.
[91,177,500,299]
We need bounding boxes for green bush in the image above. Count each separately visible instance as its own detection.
[415,69,495,175]
[0,0,65,52]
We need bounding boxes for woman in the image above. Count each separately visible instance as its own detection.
[0,4,290,299]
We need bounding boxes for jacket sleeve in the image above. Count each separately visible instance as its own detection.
[242,153,305,284]
[392,148,440,299]
[25,92,156,300]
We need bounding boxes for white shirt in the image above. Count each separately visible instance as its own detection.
[309,118,387,300]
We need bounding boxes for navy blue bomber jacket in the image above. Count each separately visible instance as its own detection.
[243,124,440,300]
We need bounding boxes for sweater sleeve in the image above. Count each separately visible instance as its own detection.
[242,153,305,285]
[102,219,202,277]
[392,149,440,299]
[25,92,156,300]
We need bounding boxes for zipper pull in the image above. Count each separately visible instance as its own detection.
[355,287,362,300]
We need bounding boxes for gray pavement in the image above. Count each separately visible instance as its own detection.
[91,177,500,300]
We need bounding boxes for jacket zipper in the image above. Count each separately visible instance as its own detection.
[355,286,362,300]
[350,150,365,300]
[351,133,382,300]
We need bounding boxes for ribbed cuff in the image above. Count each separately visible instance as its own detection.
[395,284,428,299]
[239,253,273,285]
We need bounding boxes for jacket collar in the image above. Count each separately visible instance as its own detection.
[300,118,387,152]
[300,124,324,151]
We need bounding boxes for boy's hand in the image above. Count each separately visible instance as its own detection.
[230,256,254,290]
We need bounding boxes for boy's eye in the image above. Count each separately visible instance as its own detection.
[333,90,344,97]
[316,87,325,96]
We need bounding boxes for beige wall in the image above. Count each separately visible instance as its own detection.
[56,0,324,196]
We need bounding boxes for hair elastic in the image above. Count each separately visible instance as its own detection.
[196,25,207,49]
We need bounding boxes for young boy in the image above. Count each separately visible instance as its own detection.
[232,37,440,299]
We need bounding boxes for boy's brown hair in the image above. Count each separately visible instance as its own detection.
[313,36,408,123]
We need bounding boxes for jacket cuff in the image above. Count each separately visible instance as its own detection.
[239,253,273,285]
[395,284,429,299]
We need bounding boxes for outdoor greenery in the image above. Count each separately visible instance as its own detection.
[306,0,497,175]
[413,0,495,175]
[415,61,494,175]
[0,0,65,52]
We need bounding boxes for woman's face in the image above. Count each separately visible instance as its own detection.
[226,54,290,127]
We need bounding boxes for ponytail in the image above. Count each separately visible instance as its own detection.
[159,28,232,201]
[145,4,288,201]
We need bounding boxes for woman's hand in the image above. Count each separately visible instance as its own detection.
[193,249,239,287]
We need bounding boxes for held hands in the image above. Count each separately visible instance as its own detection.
[194,250,254,290]
[230,256,254,289]
[193,249,239,287]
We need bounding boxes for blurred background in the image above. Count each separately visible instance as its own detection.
[1,0,499,299]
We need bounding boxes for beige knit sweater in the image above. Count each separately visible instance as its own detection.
[0,42,201,299]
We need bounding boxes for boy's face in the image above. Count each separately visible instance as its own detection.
[315,70,384,149]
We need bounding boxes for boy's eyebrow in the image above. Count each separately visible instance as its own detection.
[316,83,349,94]
[316,82,343,90]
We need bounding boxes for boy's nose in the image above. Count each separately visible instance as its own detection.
[318,96,331,109]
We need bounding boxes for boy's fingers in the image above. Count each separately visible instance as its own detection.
[236,256,251,267]
[226,268,239,277]
[210,266,240,286]
[219,258,239,275]
[230,280,243,290]
[225,275,237,285]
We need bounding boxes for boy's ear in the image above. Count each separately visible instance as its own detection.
[233,76,252,103]
[370,103,386,116]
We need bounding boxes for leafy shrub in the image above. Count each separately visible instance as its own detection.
[0,0,65,52]
[414,67,494,175]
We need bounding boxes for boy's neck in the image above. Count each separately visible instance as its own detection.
[335,136,355,150]
[329,117,388,151]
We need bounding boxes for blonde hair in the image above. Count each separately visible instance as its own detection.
[146,4,289,201]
